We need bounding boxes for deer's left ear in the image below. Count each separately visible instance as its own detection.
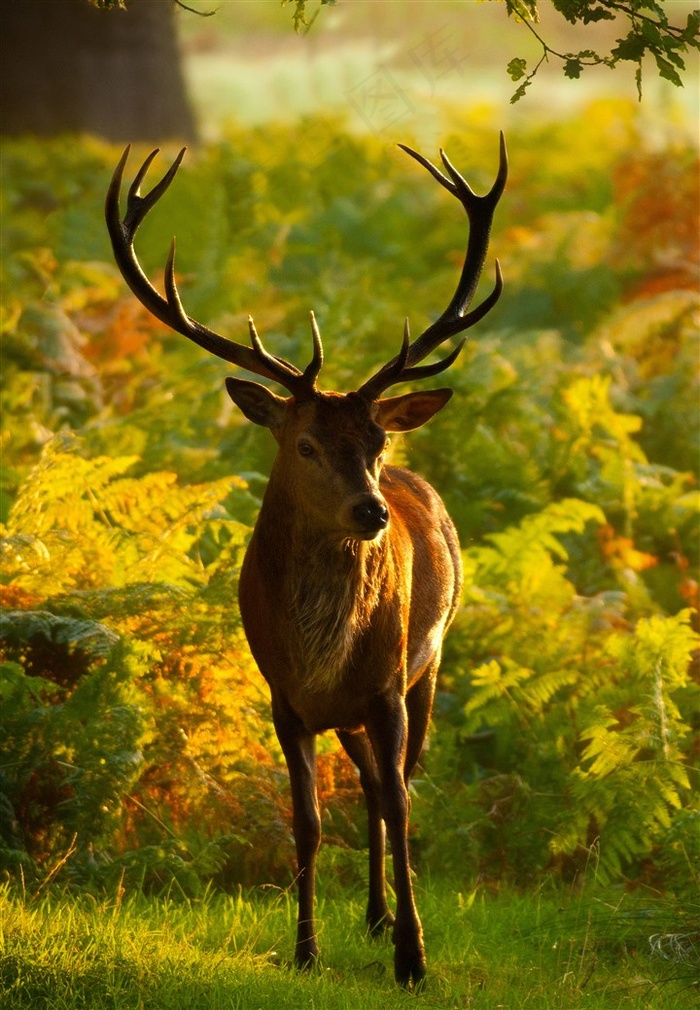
[374,388,453,432]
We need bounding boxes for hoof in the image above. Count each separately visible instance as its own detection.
[394,947,427,991]
[294,941,320,972]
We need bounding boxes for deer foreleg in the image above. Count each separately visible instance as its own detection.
[272,697,321,970]
[367,695,426,989]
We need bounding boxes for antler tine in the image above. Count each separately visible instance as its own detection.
[357,321,466,402]
[358,134,507,402]
[245,315,309,386]
[124,146,185,237]
[303,311,324,386]
[106,147,318,397]
[406,133,507,364]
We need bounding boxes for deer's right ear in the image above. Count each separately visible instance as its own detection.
[225,377,287,429]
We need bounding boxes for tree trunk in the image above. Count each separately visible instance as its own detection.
[0,0,196,141]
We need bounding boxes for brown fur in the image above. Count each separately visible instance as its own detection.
[289,536,384,694]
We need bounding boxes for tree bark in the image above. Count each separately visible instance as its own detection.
[0,0,196,141]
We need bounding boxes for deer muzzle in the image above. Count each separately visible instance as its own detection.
[351,494,390,539]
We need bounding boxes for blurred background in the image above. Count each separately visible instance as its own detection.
[2,0,698,142]
[178,0,700,138]
[1,1,699,906]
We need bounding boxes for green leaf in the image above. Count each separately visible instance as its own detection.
[653,54,684,88]
[510,80,532,103]
[506,0,540,22]
[507,57,528,81]
[640,18,663,48]
[612,32,647,63]
[684,9,700,42]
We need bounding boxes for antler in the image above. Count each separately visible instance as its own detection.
[357,133,507,402]
[105,146,323,398]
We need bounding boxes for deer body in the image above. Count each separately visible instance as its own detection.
[106,137,506,988]
[238,391,462,717]
[242,455,462,716]
[240,462,461,983]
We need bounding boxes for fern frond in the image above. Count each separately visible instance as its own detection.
[0,610,119,658]
[45,583,190,621]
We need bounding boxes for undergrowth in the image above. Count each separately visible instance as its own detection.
[1,877,698,1009]
[1,103,698,900]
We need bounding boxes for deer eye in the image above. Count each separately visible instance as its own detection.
[297,439,316,458]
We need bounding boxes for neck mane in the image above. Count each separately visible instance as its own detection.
[288,533,385,693]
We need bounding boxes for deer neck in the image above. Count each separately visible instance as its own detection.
[291,534,385,692]
[256,482,389,692]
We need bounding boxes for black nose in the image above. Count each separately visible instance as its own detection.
[352,497,389,532]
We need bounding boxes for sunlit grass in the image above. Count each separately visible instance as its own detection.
[2,879,697,1009]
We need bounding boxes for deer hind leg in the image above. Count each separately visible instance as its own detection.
[366,695,426,990]
[336,728,395,936]
[271,697,321,970]
[404,660,439,785]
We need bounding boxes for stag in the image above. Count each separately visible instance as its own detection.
[106,136,507,988]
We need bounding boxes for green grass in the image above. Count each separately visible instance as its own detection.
[2,878,697,1009]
